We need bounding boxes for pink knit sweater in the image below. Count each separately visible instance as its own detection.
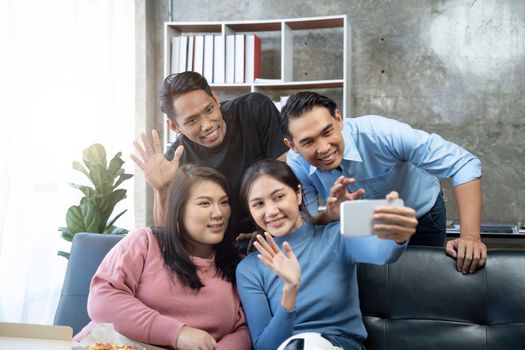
[75,227,251,349]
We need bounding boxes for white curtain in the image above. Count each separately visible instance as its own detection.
[0,0,135,324]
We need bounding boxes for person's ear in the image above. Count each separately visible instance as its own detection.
[167,118,181,133]
[334,109,344,130]
[211,90,220,104]
[284,137,298,152]
[296,184,302,206]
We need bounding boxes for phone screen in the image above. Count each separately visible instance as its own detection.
[340,199,404,237]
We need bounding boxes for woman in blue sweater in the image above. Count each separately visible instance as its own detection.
[236,159,418,350]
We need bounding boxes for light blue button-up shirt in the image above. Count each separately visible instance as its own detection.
[287,115,482,218]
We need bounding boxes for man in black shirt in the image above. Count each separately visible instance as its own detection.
[131,72,287,246]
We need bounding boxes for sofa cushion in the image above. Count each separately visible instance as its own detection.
[357,247,525,350]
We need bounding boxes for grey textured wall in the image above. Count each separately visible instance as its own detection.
[143,0,525,224]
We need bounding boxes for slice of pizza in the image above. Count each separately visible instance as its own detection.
[89,344,118,350]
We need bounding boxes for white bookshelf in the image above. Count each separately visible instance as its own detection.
[163,15,351,149]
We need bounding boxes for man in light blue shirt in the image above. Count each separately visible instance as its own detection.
[282,91,486,274]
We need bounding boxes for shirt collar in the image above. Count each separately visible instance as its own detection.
[308,127,363,175]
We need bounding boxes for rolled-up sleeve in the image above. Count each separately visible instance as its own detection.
[379,117,482,187]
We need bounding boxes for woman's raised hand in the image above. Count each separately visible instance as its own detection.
[254,232,301,287]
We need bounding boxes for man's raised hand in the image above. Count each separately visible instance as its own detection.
[325,176,365,221]
[130,130,184,192]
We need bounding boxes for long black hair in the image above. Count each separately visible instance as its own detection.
[153,164,240,290]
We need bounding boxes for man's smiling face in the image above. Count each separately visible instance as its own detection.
[168,89,227,148]
[285,106,345,171]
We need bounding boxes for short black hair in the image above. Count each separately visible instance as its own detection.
[160,71,214,120]
[280,91,338,138]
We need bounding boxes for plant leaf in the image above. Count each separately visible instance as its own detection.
[60,231,74,242]
[83,145,114,195]
[82,144,107,172]
[98,189,127,224]
[57,251,70,259]
[60,143,132,243]
[66,202,102,233]
[72,161,89,178]
[66,205,87,234]
[108,227,128,235]
[104,209,127,232]
[113,173,133,190]
[108,152,124,178]
[88,164,113,195]
[69,184,96,198]
[79,186,97,199]
[80,201,103,232]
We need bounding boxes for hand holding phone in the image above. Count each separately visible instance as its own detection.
[340,199,404,237]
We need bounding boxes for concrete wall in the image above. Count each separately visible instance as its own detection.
[137,0,525,226]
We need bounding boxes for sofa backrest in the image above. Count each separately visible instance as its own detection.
[357,246,525,350]
[54,232,124,335]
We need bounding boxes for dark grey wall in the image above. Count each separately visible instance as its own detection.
[144,0,525,224]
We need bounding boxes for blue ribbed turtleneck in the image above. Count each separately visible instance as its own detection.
[236,220,406,350]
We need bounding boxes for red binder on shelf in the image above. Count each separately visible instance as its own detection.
[245,34,261,83]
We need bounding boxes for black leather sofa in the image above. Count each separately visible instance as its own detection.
[357,247,525,350]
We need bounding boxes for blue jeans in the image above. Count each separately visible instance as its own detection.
[409,191,447,247]
[322,334,364,350]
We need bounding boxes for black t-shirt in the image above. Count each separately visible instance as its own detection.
[165,92,288,236]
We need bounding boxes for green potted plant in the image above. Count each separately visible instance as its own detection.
[58,143,133,258]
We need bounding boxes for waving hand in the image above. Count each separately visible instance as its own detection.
[130,130,183,192]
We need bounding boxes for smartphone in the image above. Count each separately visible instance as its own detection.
[340,199,404,237]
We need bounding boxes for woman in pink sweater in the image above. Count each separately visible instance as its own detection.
[76,164,252,350]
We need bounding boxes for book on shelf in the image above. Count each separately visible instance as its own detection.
[178,36,188,73]
[203,34,214,83]
[170,36,180,74]
[234,34,245,83]
[213,35,225,84]
[225,34,235,83]
[254,78,282,83]
[245,34,261,83]
[186,36,194,71]
[193,35,205,75]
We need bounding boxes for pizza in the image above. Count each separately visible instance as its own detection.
[88,344,118,350]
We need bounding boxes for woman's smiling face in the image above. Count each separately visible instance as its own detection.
[182,180,230,258]
[247,175,303,237]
